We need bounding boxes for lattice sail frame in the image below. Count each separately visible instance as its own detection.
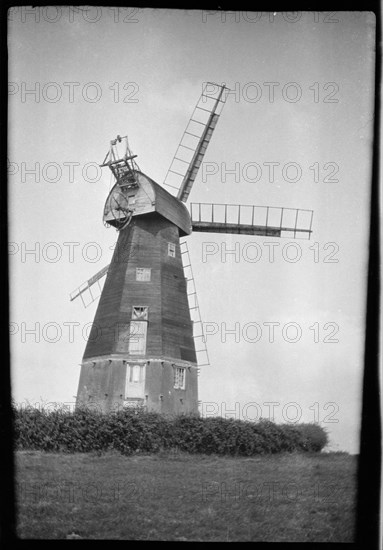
[70,264,109,308]
[190,203,313,239]
[180,240,210,369]
[163,82,229,202]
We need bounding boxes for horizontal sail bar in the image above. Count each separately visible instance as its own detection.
[190,203,314,239]
[192,222,283,237]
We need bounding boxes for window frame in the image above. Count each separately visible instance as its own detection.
[129,364,143,383]
[132,306,149,320]
[136,267,151,282]
[168,242,176,258]
[174,366,186,390]
[127,195,136,208]
[128,321,147,355]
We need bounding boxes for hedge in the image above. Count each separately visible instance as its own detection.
[13,406,328,456]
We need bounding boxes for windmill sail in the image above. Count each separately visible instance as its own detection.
[70,264,110,308]
[190,203,313,239]
[163,82,229,202]
[180,240,209,369]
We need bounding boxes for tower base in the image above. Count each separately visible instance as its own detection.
[76,357,199,415]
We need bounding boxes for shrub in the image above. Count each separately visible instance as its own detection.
[292,422,329,452]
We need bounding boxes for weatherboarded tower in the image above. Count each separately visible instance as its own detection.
[76,170,198,413]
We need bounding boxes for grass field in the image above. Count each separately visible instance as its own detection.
[15,450,357,541]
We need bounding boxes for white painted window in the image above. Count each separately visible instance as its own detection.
[136,268,151,281]
[168,242,176,258]
[127,195,136,208]
[132,306,148,320]
[128,321,147,355]
[129,364,142,383]
[174,367,186,390]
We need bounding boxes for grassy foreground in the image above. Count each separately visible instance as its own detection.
[16,451,357,542]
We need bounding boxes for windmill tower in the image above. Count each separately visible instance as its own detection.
[71,83,313,414]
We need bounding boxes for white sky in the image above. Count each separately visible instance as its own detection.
[8,9,375,453]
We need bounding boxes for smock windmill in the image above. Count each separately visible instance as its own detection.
[71,82,313,414]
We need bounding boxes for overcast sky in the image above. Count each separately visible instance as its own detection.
[8,9,375,453]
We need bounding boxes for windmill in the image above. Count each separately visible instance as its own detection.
[71,82,313,414]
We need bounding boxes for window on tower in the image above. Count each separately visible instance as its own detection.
[136,268,151,281]
[129,307,148,355]
[168,242,176,258]
[174,367,186,390]
[128,322,147,355]
[132,306,148,320]
[129,364,142,383]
